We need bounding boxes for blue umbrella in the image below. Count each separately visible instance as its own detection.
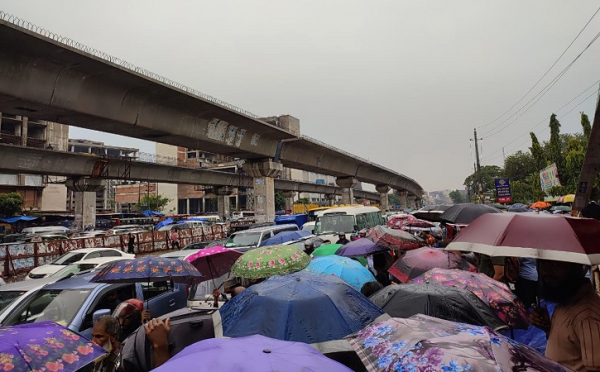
[155,217,174,230]
[218,271,385,344]
[91,257,203,284]
[259,230,312,246]
[305,255,376,291]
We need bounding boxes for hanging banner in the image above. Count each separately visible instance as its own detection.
[539,163,561,193]
[494,178,512,203]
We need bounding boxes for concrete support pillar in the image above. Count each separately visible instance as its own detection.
[216,186,232,220]
[20,116,28,146]
[74,192,96,231]
[408,195,417,210]
[242,160,283,223]
[281,191,296,212]
[326,194,336,206]
[336,177,357,205]
[376,185,391,212]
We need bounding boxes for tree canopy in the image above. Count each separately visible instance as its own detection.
[449,190,466,204]
[0,192,25,217]
[136,194,172,212]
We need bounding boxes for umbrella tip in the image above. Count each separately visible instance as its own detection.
[263,349,272,354]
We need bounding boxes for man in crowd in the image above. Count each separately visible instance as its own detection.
[335,233,350,245]
[112,298,151,342]
[530,259,600,372]
[91,315,121,372]
[478,254,505,282]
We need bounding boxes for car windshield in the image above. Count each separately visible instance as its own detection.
[52,252,86,265]
[5,289,91,327]
[225,232,261,248]
[0,291,26,313]
[302,224,315,232]
[50,263,97,278]
[315,215,355,234]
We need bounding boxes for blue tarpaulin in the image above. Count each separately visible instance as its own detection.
[155,218,174,230]
[274,214,308,228]
[141,210,164,217]
[0,216,38,223]
[259,230,312,246]
[501,300,556,354]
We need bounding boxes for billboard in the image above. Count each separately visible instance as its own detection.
[539,163,561,193]
[494,178,512,204]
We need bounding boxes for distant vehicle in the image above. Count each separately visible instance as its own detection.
[25,233,69,243]
[110,216,159,227]
[314,206,384,243]
[231,211,255,220]
[159,240,225,260]
[21,226,71,237]
[1,272,187,339]
[1,233,26,244]
[224,224,299,252]
[27,248,135,280]
[0,257,131,321]
[108,225,152,235]
[301,221,316,233]
[71,230,107,239]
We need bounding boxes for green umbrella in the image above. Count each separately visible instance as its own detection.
[230,245,311,279]
[312,244,368,267]
[312,244,343,257]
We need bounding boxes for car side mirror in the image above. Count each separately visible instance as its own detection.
[93,309,111,322]
[311,230,315,234]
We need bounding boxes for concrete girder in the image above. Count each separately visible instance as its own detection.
[0,21,425,198]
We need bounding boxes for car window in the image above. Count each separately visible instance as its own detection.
[0,291,26,313]
[141,281,173,301]
[81,284,136,332]
[50,263,96,279]
[52,252,86,265]
[4,289,91,327]
[85,252,101,259]
[225,232,262,248]
[282,226,299,232]
[100,250,121,257]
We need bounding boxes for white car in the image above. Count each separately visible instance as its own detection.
[26,248,135,280]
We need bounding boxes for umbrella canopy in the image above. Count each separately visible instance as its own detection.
[312,243,343,257]
[530,201,551,209]
[366,225,424,251]
[346,315,570,372]
[402,219,436,228]
[411,205,452,222]
[305,255,377,291]
[217,272,385,344]
[0,321,105,372]
[230,245,311,279]
[386,214,416,229]
[335,238,389,257]
[388,247,476,283]
[259,230,312,247]
[447,212,600,265]
[439,203,502,224]
[369,283,505,329]
[185,246,242,282]
[91,257,202,284]
[550,205,571,212]
[411,268,529,329]
[581,201,600,220]
[508,206,530,213]
[152,334,352,372]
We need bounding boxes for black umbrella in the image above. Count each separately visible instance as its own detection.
[581,201,600,220]
[411,205,452,222]
[369,282,506,330]
[439,203,502,224]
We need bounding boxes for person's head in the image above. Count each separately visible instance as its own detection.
[539,260,588,304]
[92,315,120,352]
[338,233,346,240]
[128,233,132,237]
[112,299,143,339]
[360,281,384,297]
[106,291,118,303]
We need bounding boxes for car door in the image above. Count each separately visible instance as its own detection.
[137,281,186,318]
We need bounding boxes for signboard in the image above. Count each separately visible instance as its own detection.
[539,163,561,193]
[315,179,325,185]
[494,178,512,204]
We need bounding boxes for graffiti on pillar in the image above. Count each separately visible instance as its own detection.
[235,129,246,147]
[246,188,254,210]
[250,133,260,146]
[206,118,248,148]
[206,119,229,142]
[255,178,265,185]
[225,125,238,146]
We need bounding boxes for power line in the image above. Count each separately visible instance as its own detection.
[478,5,600,130]
[480,29,600,139]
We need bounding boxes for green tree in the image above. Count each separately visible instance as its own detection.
[503,151,536,183]
[136,194,172,212]
[274,191,286,211]
[529,132,546,171]
[581,112,592,140]
[448,190,465,204]
[294,198,311,205]
[548,114,568,186]
[0,192,24,216]
[388,192,402,207]
[463,165,504,194]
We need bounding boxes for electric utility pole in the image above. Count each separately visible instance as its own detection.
[473,128,483,203]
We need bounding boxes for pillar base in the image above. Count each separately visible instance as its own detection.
[336,177,357,205]
[376,185,391,212]
[243,160,283,223]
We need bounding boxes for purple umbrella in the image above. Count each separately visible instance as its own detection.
[152,334,353,372]
[0,321,105,372]
[335,238,389,258]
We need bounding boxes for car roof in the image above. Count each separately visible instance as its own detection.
[64,247,117,253]
[69,257,129,265]
[233,224,298,234]
[43,272,106,290]
[321,206,381,215]
[0,277,56,292]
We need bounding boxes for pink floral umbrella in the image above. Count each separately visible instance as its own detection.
[185,246,242,284]
[386,215,416,229]
[411,268,529,329]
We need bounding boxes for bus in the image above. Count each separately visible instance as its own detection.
[313,206,384,243]
[110,216,160,227]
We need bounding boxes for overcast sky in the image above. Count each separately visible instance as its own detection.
[1,1,599,191]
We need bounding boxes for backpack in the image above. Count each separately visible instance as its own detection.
[504,257,521,283]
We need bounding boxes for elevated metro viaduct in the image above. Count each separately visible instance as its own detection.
[0,17,424,222]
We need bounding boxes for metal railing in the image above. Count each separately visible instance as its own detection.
[0,11,261,121]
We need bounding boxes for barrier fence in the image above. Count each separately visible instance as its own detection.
[0,223,230,277]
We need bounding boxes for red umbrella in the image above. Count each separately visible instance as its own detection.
[386,214,416,229]
[185,246,242,284]
[411,268,529,329]
[401,219,436,228]
[447,213,600,265]
[388,247,476,283]
[366,225,424,251]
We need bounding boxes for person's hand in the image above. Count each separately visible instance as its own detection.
[530,304,551,333]
[212,288,221,299]
[142,310,151,323]
[145,318,170,349]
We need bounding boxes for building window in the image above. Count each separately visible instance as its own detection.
[189,198,202,214]
[178,199,187,214]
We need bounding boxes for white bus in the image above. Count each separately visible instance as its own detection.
[313,206,384,242]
